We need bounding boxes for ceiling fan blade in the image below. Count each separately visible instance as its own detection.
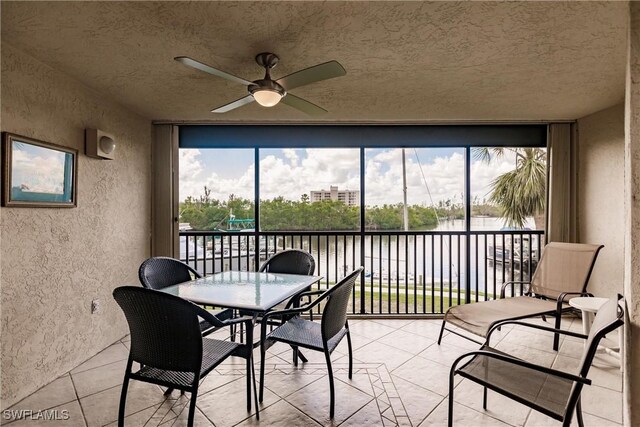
[175,56,253,86]
[212,95,255,113]
[281,94,328,116]
[276,60,346,91]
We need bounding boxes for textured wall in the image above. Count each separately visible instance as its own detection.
[576,104,625,297]
[624,3,640,425]
[0,43,152,408]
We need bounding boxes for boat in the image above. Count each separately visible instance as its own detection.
[487,228,539,268]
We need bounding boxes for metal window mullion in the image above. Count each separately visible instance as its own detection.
[359,147,366,314]
[464,147,472,304]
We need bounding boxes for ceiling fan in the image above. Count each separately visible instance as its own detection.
[175,53,346,116]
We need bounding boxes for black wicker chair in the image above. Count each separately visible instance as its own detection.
[113,286,258,427]
[138,257,234,337]
[247,249,315,363]
[259,249,316,276]
[448,295,624,427]
[259,267,363,418]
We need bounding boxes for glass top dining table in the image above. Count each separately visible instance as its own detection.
[160,270,323,313]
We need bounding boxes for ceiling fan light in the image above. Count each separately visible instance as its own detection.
[252,89,283,107]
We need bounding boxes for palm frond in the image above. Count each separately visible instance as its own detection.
[489,148,546,228]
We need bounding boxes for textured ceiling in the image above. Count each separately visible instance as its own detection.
[1,1,629,122]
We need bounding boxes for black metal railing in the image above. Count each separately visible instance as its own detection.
[179,229,544,316]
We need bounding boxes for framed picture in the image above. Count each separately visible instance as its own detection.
[2,133,78,207]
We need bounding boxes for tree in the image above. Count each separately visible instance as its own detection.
[475,147,546,229]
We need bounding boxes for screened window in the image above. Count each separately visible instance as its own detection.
[259,148,360,231]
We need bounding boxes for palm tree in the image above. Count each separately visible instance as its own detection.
[474,148,546,230]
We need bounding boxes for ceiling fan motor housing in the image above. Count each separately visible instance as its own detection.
[248,79,286,97]
[255,52,279,69]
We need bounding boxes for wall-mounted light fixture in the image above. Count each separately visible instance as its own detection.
[85,128,115,160]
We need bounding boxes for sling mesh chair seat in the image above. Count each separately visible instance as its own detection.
[113,286,258,427]
[138,256,234,336]
[439,242,603,350]
[259,267,364,419]
[448,295,624,427]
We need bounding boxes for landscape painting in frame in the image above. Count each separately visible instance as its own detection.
[2,133,77,207]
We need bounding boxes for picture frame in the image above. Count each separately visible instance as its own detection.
[2,132,78,207]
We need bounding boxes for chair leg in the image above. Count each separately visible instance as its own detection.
[246,353,252,411]
[553,311,562,351]
[293,346,299,367]
[576,397,585,427]
[251,354,260,420]
[187,387,198,427]
[118,374,130,427]
[482,386,487,410]
[347,330,354,379]
[448,370,455,427]
[324,349,336,419]
[437,320,446,345]
[259,339,266,403]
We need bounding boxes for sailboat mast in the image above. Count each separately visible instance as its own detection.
[402,148,409,231]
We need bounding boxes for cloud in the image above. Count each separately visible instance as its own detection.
[12,148,66,194]
[180,149,254,201]
[179,148,523,207]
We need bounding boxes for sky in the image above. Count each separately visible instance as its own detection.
[12,142,66,194]
[179,147,521,206]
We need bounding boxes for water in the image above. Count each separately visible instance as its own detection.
[181,217,542,302]
[305,217,540,296]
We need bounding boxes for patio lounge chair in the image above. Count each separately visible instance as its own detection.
[258,267,363,418]
[448,295,623,427]
[113,286,258,427]
[438,242,603,351]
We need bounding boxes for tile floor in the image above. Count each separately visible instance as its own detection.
[3,317,623,426]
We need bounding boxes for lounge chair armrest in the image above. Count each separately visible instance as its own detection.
[554,291,594,314]
[500,281,531,298]
[451,350,592,385]
[487,320,588,341]
[558,291,594,303]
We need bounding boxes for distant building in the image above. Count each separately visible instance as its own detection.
[310,186,359,207]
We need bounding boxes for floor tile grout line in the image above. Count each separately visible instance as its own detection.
[230,397,323,427]
[143,399,178,427]
[69,362,141,400]
[3,373,82,419]
[418,394,448,426]
[333,396,377,427]
[101,398,167,427]
[451,377,534,427]
[70,342,130,375]
[66,373,88,427]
